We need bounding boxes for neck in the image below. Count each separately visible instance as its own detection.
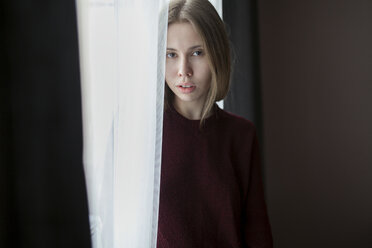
[173,98,207,120]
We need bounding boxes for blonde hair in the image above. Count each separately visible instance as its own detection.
[165,0,231,125]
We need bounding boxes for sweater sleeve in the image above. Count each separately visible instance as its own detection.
[242,133,273,248]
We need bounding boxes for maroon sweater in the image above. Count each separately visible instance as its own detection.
[157,105,273,248]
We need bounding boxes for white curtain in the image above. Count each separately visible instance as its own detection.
[209,0,224,109]
[209,0,223,17]
[76,0,169,247]
[76,0,222,248]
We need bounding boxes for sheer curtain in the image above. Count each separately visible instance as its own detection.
[209,0,223,16]
[209,0,224,109]
[76,0,222,248]
[76,0,168,247]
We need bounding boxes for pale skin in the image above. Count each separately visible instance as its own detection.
[166,22,212,120]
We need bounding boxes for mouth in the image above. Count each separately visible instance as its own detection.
[176,84,196,93]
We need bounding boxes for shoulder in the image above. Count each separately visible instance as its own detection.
[212,107,258,149]
[216,107,257,135]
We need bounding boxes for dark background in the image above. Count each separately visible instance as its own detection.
[2,0,371,247]
[1,1,91,247]
[225,0,372,247]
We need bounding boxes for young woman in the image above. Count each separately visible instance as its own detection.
[157,0,273,247]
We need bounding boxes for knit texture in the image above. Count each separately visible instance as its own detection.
[157,105,273,248]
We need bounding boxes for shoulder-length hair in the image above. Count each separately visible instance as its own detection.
[165,0,231,124]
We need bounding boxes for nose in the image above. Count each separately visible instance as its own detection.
[178,56,193,78]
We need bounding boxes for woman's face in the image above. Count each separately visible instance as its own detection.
[165,22,212,110]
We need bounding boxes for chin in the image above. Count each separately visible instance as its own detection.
[177,96,195,102]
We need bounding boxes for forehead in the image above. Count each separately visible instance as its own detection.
[167,22,203,48]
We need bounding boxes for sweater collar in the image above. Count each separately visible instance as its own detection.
[165,103,221,132]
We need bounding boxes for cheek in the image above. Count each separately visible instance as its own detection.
[165,79,172,89]
[165,63,175,83]
[165,67,171,83]
[194,58,211,74]
[165,68,175,89]
[195,64,212,83]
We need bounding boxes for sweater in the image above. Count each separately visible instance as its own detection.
[157,105,273,248]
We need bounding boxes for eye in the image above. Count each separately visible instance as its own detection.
[166,52,176,58]
[192,50,203,56]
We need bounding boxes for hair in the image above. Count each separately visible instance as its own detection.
[165,0,231,125]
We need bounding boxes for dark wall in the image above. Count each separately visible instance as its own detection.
[258,0,372,247]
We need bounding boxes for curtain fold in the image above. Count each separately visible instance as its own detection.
[77,1,223,247]
[76,0,169,247]
[1,1,91,247]
[223,0,262,131]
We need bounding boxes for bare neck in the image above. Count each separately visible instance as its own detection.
[173,98,214,120]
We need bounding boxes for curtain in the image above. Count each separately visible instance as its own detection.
[222,0,266,188]
[77,1,223,248]
[223,0,262,133]
[0,1,91,247]
[209,0,223,17]
[209,0,224,109]
[76,0,169,247]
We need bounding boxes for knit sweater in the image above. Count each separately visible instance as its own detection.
[157,105,273,248]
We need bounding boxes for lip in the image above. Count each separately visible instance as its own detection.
[176,82,195,87]
[176,83,196,94]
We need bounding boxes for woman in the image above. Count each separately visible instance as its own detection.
[157,0,273,247]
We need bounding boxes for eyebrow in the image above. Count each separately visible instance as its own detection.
[166,45,203,51]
